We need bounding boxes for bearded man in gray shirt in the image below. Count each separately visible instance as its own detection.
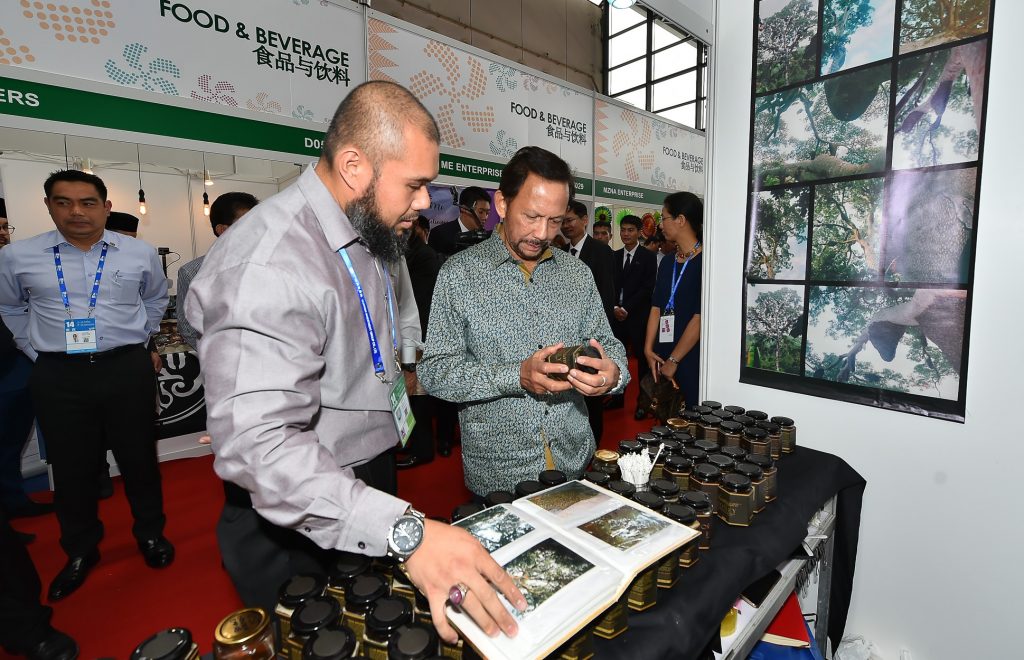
[186,81,525,644]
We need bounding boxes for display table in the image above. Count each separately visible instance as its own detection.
[594,447,865,660]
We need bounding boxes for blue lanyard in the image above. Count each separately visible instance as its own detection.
[52,244,108,319]
[338,248,398,383]
[666,242,700,312]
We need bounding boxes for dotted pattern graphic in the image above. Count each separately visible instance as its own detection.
[0,28,36,65]
[191,74,238,107]
[20,0,114,45]
[246,92,283,114]
[367,19,399,84]
[105,42,181,96]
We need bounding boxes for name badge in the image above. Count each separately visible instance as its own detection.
[659,313,675,344]
[65,318,98,354]
[389,376,416,448]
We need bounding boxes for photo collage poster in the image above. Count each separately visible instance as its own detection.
[743,0,994,421]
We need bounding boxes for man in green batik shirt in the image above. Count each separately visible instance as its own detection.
[418,147,629,497]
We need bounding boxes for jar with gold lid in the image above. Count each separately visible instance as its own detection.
[771,416,797,453]
[718,474,754,527]
[666,417,687,432]
[214,609,276,660]
[133,628,200,660]
[277,574,327,643]
[288,597,343,660]
[680,490,712,550]
[742,426,770,458]
[591,449,620,480]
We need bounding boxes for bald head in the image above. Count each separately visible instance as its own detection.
[321,81,440,171]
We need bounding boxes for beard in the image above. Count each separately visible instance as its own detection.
[344,186,410,265]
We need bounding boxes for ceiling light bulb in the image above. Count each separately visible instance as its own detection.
[138,189,147,216]
[203,191,210,216]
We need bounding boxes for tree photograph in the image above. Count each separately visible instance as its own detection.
[745,284,805,375]
[893,39,986,170]
[756,0,818,94]
[821,0,896,75]
[811,177,884,281]
[883,167,975,284]
[748,188,809,280]
[900,0,990,54]
[753,62,890,187]
[805,285,962,398]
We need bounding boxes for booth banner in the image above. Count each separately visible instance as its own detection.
[0,0,365,126]
[595,99,705,194]
[156,351,206,440]
[366,13,594,179]
[742,0,994,422]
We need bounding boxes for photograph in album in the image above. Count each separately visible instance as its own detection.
[502,538,596,620]
[454,506,535,554]
[578,504,672,551]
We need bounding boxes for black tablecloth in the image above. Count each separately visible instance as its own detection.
[594,447,866,660]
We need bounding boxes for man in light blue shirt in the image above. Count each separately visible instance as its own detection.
[0,169,173,602]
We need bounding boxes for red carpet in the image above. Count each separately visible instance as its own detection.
[4,366,652,657]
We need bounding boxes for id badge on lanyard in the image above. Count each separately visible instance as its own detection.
[659,311,675,343]
[54,244,106,354]
[338,248,415,446]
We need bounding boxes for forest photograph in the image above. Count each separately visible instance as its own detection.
[893,39,986,170]
[811,177,884,281]
[822,0,897,75]
[753,62,890,187]
[748,188,809,280]
[900,0,990,53]
[804,285,964,398]
[756,0,818,94]
[883,167,975,284]
[745,283,805,375]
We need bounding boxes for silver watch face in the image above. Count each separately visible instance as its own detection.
[392,515,424,554]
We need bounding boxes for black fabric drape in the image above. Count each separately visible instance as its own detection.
[594,447,865,660]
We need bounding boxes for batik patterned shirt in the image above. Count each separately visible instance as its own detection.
[418,230,629,495]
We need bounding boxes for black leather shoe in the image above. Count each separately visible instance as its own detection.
[47,550,100,602]
[634,408,648,421]
[138,535,175,568]
[27,628,78,660]
[6,500,55,518]
[438,446,452,458]
[97,471,114,500]
[16,530,36,544]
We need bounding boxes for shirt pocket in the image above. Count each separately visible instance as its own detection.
[109,271,143,304]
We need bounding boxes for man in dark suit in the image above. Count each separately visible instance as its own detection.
[560,200,617,441]
[610,215,658,419]
[427,186,491,256]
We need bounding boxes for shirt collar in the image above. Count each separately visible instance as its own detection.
[623,244,638,258]
[569,234,587,254]
[298,165,359,252]
[44,229,119,251]
[482,224,557,270]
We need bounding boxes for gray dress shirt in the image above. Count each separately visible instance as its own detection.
[185,166,409,556]
[175,254,204,351]
[0,230,167,360]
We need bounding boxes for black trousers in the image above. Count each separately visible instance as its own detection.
[0,510,54,652]
[31,345,165,557]
[217,450,397,615]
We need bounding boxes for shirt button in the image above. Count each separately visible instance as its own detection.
[358,541,366,549]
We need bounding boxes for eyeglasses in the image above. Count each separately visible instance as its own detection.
[0,224,13,233]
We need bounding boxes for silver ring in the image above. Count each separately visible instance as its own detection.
[599,375,608,387]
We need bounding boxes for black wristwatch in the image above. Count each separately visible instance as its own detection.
[385,506,425,563]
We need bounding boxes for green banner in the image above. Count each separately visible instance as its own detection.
[0,75,325,157]
[594,180,668,205]
[439,153,593,195]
